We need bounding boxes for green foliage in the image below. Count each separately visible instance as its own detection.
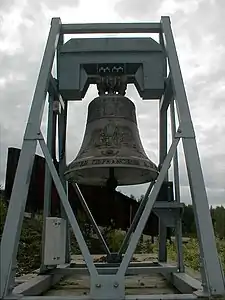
[166,238,225,272]
[181,204,225,240]
[1,183,225,276]
[17,217,42,275]
[0,198,7,239]
[212,206,225,239]
[105,229,125,252]
[0,191,42,276]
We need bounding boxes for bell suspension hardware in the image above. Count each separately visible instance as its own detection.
[0,17,224,300]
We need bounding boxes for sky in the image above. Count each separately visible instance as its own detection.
[0,0,224,206]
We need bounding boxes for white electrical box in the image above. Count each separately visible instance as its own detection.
[44,217,66,266]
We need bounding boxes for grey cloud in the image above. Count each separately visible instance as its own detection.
[0,0,16,11]
[0,0,224,207]
[0,0,79,12]
[42,0,79,10]
[114,0,163,19]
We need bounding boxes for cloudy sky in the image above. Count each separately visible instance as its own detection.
[0,0,224,206]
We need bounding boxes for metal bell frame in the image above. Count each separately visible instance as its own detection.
[0,16,225,300]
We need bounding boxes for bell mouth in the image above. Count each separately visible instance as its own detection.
[64,158,158,186]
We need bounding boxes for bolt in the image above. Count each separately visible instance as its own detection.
[95,283,101,288]
[177,128,182,133]
[114,282,119,288]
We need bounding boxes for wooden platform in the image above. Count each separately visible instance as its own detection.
[44,254,179,296]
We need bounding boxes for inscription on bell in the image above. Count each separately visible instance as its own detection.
[71,157,141,168]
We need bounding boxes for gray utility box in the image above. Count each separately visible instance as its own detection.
[44,217,66,266]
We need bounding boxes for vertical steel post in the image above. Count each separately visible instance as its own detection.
[170,99,184,272]
[161,16,225,295]
[58,100,71,263]
[57,33,71,263]
[40,94,56,272]
[158,104,168,262]
[158,31,169,263]
[0,18,61,298]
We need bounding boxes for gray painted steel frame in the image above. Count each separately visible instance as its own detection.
[161,16,225,295]
[1,15,224,300]
[0,18,61,298]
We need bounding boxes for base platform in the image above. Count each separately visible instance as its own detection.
[11,254,211,300]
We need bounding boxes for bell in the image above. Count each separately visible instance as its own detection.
[64,94,158,187]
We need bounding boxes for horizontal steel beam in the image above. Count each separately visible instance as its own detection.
[70,261,158,268]
[153,201,184,209]
[12,273,64,296]
[6,294,198,300]
[163,272,203,294]
[61,23,161,34]
[50,264,177,276]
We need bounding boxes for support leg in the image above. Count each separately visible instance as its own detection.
[183,138,225,294]
[40,95,56,272]
[118,136,180,277]
[170,100,184,272]
[161,16,225,295]
[39,136,98,278]
[118,181,154,255]
[158,101,168,262]
[0,18,61,298]
[72,182,111,256]
[57,33,71,264]
[58,100,71,263]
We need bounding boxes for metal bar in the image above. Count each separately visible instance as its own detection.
[71,183,111,256]
[57,32,70,264]
[118,136,180,277]
[61,22,161,35]
[51,265,177,276]
[58,99,71,263]
[161,16,225,296]
[166,272,203,294]
[40,95,56,272]
[125,295,197,300]
[39,136,98,278]
[159,30,168,78]
[170,99,184,272]
[0,18,61,298]
[118,181,155,255]
[70,261,159,268]
[153,202,184,208]
[13,270,66,296]
[158,91,168,263]
[9,294,197,300]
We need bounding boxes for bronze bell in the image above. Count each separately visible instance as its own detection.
[64,94,158,187]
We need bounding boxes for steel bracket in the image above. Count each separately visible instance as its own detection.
[175,125,195,139]
[154,206,183,227]
[90,275,124,300]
